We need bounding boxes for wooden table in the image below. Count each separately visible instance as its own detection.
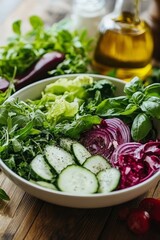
[0,1,160,239]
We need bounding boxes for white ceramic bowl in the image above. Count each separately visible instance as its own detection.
[0,74,160,208]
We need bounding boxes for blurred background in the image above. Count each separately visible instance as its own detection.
[0,0,151,23]
[0,0,151,40]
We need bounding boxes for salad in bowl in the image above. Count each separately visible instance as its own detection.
[0,74,159,208]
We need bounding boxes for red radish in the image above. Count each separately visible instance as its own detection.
[127,209,150,235]
[139,198,160,224]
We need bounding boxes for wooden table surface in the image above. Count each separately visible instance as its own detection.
[0,1,160,239]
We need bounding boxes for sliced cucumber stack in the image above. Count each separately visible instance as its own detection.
[57,165,98,194]
[30,141,121,195]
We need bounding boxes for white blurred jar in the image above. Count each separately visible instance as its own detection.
[71,0,107,38]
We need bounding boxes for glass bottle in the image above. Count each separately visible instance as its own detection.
[92,0,154,81]
[71,0,107,38]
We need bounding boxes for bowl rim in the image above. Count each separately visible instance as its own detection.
[0,73,160,199]
[10,73,125,99]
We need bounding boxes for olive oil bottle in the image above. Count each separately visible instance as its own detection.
[143,0,160,65]
[92,0,154,81]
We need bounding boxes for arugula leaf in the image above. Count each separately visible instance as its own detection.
[15,121,34,139]
[0,188,10,201]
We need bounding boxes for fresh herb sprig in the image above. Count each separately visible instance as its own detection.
[0,16,93,80]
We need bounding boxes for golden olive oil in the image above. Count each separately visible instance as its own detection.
[92,0,154,81]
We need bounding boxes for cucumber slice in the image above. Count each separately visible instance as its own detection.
[30,179,57,190]
[57,165,98,194]
[72,142,91,165]
[45,145,75,174]
[30,154,53,181]
[83,155,111,174]
[97,168,121,193]
[59,138,76,152]
[36,181,57,190]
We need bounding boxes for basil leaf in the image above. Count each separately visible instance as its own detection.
[124,77,143,96]
[140,97,160,119]
[131,113,152,141]
[131,91,144,105]
[96,96,128,116]
[0,188,10,201]
[120,104,138,115]
[144,83,160,97]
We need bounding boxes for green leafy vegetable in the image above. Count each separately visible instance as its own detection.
[0,81,15,104]
[144,83,160,97]
[46,98,79,124]
[44,75,93,99]
[0,188,10,201]
[131,113,152,141]
[0,16,93,80]
[54,115,101,139]
[96,96,128,116]
[140,97,160,119]
[124,76,143,96]
[97,77,160,141]
[0,76,115,180]
[0,15,94,104]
